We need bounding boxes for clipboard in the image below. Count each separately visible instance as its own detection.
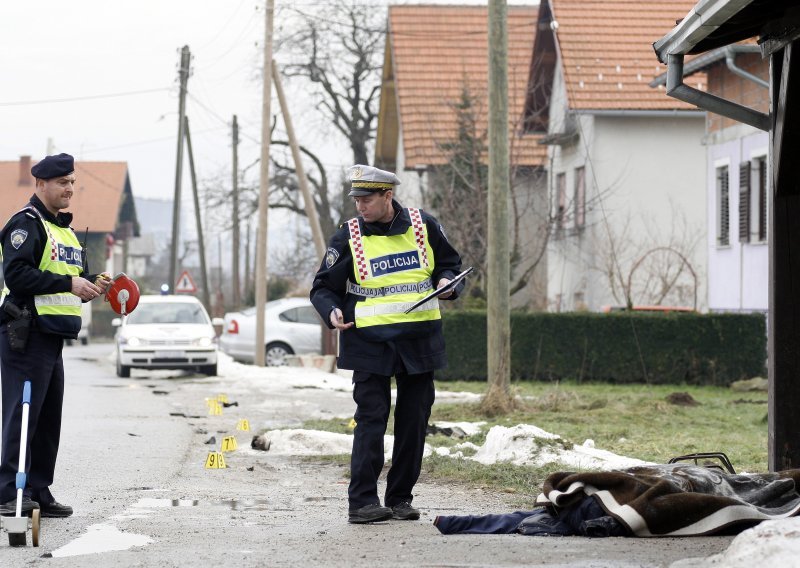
[404,267,473,314]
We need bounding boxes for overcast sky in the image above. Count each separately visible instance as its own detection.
[3,1,536,202]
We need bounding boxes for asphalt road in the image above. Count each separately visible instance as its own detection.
[0,342,734,567]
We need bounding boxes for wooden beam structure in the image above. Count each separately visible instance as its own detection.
[768,40,800,470]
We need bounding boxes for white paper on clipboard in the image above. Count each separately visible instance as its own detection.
[403,266,473,314]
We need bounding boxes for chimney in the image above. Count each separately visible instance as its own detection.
[19,155,32,186]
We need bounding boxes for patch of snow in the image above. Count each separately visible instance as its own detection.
[469,425,652,470]
[670,517,800,567]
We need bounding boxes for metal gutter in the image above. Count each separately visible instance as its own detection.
[650,44,761,86]
[572,109,704,118]
[666,53,770,130]
[653,0,756,60]
[725,46,769,87]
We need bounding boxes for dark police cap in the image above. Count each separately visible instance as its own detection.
[31,153,75,180]
[347,164,401,197]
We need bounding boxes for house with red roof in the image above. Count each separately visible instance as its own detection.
[0,156,139,333]
[375,4,549,308]
[525,0,709,312]
[652,43,769,315]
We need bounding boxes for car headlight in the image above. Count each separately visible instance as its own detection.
[126,337,142,347]
[195,336,212,347]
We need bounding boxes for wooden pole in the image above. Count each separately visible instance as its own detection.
[231,115,241,308]
[254,0,275,367]
[169,45,191,291]
[486,0,511,408]
[271,60,326,258]
[183,116,212,312]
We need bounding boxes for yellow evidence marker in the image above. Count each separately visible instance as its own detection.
[204,451,227,469]
[221,436,238,452]
[236,419,250,431]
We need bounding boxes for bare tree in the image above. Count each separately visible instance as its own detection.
[594,204,702,309]
[428,82,551,310]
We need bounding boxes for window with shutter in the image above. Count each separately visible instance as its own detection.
[717,165,730,246]
[556,172,566,231]
[756,157,768,242]
[574,166,586,230]
[739,161,751,243]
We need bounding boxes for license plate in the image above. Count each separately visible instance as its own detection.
[154,350,184,358]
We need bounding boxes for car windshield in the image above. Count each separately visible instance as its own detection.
[127,302,209,325]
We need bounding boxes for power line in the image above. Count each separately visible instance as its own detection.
[0,87,171,107]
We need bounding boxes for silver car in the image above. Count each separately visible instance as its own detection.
[113,295,222,377]
[219,298,322,366]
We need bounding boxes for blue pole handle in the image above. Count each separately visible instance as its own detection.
[22,381,31,405]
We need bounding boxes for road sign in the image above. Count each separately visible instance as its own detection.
[175,270,197,293]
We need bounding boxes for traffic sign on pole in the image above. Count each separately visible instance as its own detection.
[175,270,197,293]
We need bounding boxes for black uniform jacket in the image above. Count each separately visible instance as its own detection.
[0,194,96,333]
[310,200,463,376]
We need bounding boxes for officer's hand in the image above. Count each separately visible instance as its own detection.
[437,278,454,299]
[72,277,103,301]
[329,308,354,330]
[94,272,112,292]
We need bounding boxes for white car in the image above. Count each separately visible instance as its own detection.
[113,295,223,377]
[219,298,322,366]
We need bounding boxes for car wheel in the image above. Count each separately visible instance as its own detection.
[201,364,217,376]
[265,342,293,366]
[116,356,131,378]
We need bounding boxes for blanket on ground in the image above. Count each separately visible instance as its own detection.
[537,464,800,536]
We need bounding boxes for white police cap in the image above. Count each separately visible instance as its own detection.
[348,164,401,196]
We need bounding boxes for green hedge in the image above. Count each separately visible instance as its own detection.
[440,311,766,385]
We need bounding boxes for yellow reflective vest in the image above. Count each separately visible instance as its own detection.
[1,206,83,336]
[346,207,440,339]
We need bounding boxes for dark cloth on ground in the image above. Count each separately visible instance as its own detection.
[539,464,800,536]
[436,465,800,537]
[434,496,627,537]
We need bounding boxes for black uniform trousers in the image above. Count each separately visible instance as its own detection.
[349,371,435,510]
[0,326,65,503]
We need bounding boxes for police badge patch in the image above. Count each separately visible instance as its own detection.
[325,247,340,268]
[10,229,28,250]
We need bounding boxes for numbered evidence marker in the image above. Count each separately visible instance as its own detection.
[348,418,357,430]
[236,419,250,431]
[204,451,227,469]
[221,436,238,452]
[206,400,223,416]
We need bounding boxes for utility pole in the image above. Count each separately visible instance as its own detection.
[169,45,191,292]
[254,0,275,367]
[245,220,252,303]
[231,115,241,308]
[271,60,326,258]
[184,116,211,312]
[485,0,512,411]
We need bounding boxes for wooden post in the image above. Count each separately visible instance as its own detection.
[768,41,800,471]
[184,116,212,313]
[254,0,275,367]
[485,0,511,409]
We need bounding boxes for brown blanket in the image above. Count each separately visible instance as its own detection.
[537,464,800,536]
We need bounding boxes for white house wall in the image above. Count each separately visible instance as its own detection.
[707,129,769,312]
[547,113,707,311]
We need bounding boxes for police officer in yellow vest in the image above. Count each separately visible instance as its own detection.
[311,164,464,524]
[0,153,110,518]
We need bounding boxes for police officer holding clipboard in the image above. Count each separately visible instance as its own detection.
[310,165,466,524]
